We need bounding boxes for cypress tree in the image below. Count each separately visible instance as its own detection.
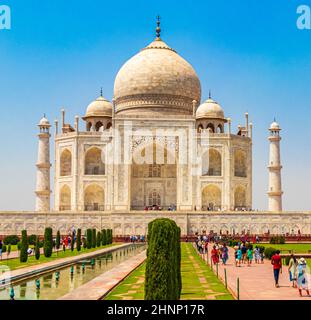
[86,229,92,249]
[70,234,75,251]
[20,230,28,263]
[92,229,96,248]
[102,229,107,246]
[96,230,102,247]
[56,231,61,250]
[144,218,181,300]
[76,229,81,251]
[43,227,53,257]
[35,236,40,260]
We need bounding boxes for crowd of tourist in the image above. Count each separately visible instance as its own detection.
[194,233,310,297]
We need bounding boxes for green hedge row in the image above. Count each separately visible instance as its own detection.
[145,218,181,300]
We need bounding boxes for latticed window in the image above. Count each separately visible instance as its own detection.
[148,190,161,206]
[149,164,161,177]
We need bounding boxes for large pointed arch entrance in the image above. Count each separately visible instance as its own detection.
[130,143,177,210]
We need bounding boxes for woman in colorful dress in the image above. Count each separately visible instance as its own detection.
[288,254,298,288]
[296,258,310,297]
[211,245,219,265]
[247,246,254,266]
[221,243,229,265]
[254,246,261,264]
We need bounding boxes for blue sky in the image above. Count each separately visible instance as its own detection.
[0,0,311,210]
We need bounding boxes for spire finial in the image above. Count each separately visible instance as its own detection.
[209,90,212,99]
[44,113,46,118]
[156,15,161,39]
[100,87,103,97]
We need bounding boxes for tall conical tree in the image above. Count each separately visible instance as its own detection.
[43,227,53,257]
[56,231,61,250]
[35,236,40,260]
[92,229,96,248]
[76,229,82,252]
[20,230,28,263]
[102,229,107,246]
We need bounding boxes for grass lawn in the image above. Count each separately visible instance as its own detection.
[260,243,311,253]
[105,243,233,300]
[0,244,116,271]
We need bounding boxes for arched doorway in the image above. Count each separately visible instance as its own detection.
[60,149,72,176]
[85,147,105,175]
[131,143,177,210]
[202,184,221,211]
[202,148,222,176]
[234,185,246,210]
[84,184,105,211]
[59,185,71,211]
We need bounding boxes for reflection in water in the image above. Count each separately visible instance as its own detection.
[0,244,145,300]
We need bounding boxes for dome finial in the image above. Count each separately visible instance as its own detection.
[156,15,161,39]
[209,89,212,99]
[100,87,103,97]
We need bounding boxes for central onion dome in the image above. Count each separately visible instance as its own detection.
[114,19,201,116]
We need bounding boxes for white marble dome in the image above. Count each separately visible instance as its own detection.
[196,98,225,119]
[85,95,112,118]
[270,121,280,130]
[113,38,201,115]
[39,116,50,126]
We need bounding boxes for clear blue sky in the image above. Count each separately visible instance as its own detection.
[0,0,311,211]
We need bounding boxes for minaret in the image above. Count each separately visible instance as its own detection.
[35,115,52,212]
[268,120,283,212]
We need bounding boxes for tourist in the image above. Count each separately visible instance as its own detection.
[260,250,265,264]
[221,243,229,265]
[236,247,242,267]
[247,246,253,266]
[271,250,282,288]
[211,245,219,265]
[241,243,247,263]
[254,246,260,264]
[296,258,310,297]
[288,254,298,288]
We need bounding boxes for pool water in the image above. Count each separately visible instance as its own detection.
[0,244,145,300]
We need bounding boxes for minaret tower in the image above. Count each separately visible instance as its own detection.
[35,115,52,211]
[268,120,283,212]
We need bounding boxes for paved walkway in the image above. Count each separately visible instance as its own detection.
[59,251,146,300]
[200,243,311,300]
[0,248,63,261]
[0,244,129,284]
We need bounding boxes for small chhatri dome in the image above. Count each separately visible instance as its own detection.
[85,93,112,118]
[196,97,225,120]
[113,17,201,116]
[39,114,50,126]
[270,119,280,130]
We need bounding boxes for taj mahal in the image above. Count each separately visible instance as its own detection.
[1,20,311,236]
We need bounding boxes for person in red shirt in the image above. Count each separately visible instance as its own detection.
[211,245,219,265]
[271,250,282,288]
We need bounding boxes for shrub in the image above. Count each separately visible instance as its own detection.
[70,235,75,251]
[96,231,102,247]
[35,236,40,260]
[256,245,266,254]
[102,229,107,246]
[145,218,181,300]
[264,247,277,260]
[82,237,87,249]
[7,244,11,255]
[2,244,6,253]
[43,227,53,258]
[76,229,81,252]
[86,229,92,249]
[279,236,286,244]
[27,234,37,245]
[56,231,61,250]
[20,230,28,263]
[3,235,19,245]
[92,229,96,248]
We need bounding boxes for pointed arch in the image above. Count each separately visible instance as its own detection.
[234,185,246,209]
[59,185,71,211]
[207,123,215,133]
[234,150,247,177]
[202,148,222,176]
[95,121,103,132]
[202,184,222,211]
[85,147,105,175]
[60,149,72,176]
[84,184,105,211]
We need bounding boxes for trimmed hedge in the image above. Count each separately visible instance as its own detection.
[145,218,181,300]
[56,231,61,250]
[96,231,102,247]
[35,236,40,260]
[270,236,286,244]
[264,247,277,260]
[76,229,82,252]
[20,230,28,263]
[92,229,97,248]
[3,235,19,245]
[43,227,53,258]
[86,229,92,249]
[102,229,107,246]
